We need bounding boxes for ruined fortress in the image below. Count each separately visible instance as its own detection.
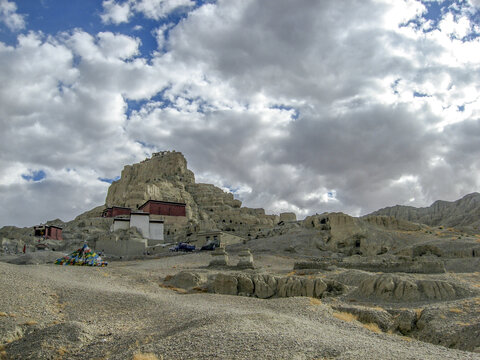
[104,150,292,242]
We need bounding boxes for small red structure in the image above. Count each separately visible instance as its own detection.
[102,206,132,218]
[138,200,186,217]
[34,225,63,241]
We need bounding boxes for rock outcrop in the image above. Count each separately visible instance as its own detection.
[205,273,343,299]
[368,192,480,229]
[162,271,345,299]
[354,274,473,302]
[294,255,446,274]
[104,151,278,239]
[302,212,423,256]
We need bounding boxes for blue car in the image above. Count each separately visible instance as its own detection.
[170,242,196,252]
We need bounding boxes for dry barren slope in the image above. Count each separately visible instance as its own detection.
[1,260,479,360]
[369,192,480,229]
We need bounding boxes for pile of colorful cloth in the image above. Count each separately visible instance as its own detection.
[55,243,107,266]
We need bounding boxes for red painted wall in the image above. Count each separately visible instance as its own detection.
[103,207,132,217]
[111,207,131,217]
[45,227,63,240]
[140,201,186,217]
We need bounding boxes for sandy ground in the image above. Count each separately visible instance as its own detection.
[1,253,480,360]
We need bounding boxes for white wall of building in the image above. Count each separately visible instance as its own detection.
[130,213,150,238]
[113,219,130,232]
[110,214,165,244]
[96,236,147,258]
[149,222,164,241]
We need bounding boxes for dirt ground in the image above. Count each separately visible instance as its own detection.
[1,252,480,360]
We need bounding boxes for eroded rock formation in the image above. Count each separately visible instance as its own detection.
[104,151,278,239]
[369,192,480,230]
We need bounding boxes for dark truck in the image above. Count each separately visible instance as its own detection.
[170,242,196,252]
[200,242,216,251]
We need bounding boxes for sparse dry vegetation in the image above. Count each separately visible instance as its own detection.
[448,308,464,314]
[0,344,7,360]
[192,286,208,293]
[309,298,322,306]
[333,311,358,322]
[22,320,38,326]
[132,353,161,360]
[362,323,382,333]
[158,283,187,294]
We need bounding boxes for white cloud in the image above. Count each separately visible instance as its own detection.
[0,30,151,226]
[101,0,131,24]
[101,0,194,24]
[133,0,195,20]
[3,0,480,227]
[0,0,25,31]
[97,32,141,60]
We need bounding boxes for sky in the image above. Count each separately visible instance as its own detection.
[1,0,480,227]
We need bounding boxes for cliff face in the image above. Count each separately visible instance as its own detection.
[303,212,423,256]
[105,151,277,237]
[368,193,480,229]
[105,151,197,216]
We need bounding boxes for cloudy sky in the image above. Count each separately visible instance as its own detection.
[1,0,480,227]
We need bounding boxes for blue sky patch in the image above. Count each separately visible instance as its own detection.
[413,91,430,98]
[421,0,446,23]
[98,176,120,184]
[271,105,299,120]
[22,169,46,182]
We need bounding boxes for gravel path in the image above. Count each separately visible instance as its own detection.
[1,259,479,360]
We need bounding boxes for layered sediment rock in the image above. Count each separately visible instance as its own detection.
[207,273,343,299]
[355,274,473,302]
[302,212,423,257]
[163,271,345,299]
[369,192,480,229]
[294,255,446,274]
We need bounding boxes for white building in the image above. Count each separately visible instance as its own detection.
[112,212,164,245]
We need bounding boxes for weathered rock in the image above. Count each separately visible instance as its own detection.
[203,273,343,300]
[237,249,254,269]
[414,302,480,352]
[279,212,297,222]
[166,271,204,290]
[325,280,345,296]
[286,277,304,297]
[304,278,315,297]
[388,309,417,334]
[296,255,445,274]
[418,280,455,300]
[276,277,288,297]
[369,192,480,229]
[253,275,277,299]
[294,260,332,270]
[237,274,254,296]
[104,151,279,239]
[314,279,328,298]
[356,274,468,302]
[213,274,238,295]
[302,212,423,257]
[209,247,229,267]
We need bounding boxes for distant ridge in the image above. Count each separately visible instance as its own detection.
[367,192,480,229]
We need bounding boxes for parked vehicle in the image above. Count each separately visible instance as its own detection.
[170,242,196,252]
[200,242,216,251]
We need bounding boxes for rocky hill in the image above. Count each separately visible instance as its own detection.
[105,151,281,238]
[368,193,480,230]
